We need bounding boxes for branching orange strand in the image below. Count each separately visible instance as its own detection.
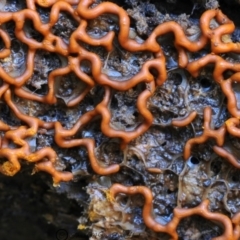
[110,184,234,240]
[183,107,226,160]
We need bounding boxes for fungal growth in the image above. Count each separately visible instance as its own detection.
[1,0,240,239]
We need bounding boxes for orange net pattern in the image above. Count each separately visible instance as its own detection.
[1,0,240,239]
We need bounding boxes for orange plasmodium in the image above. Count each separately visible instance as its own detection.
[110,183,234,240]
[1,0,240,237]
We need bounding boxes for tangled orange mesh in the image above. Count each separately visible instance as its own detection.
[1,0,240,239]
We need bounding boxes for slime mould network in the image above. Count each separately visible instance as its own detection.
[1,0,240,239]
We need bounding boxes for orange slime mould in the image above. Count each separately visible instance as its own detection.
[183,107,226,160]
[1,1,240,238]
[110,183,234,240]
[172,111,198,127]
